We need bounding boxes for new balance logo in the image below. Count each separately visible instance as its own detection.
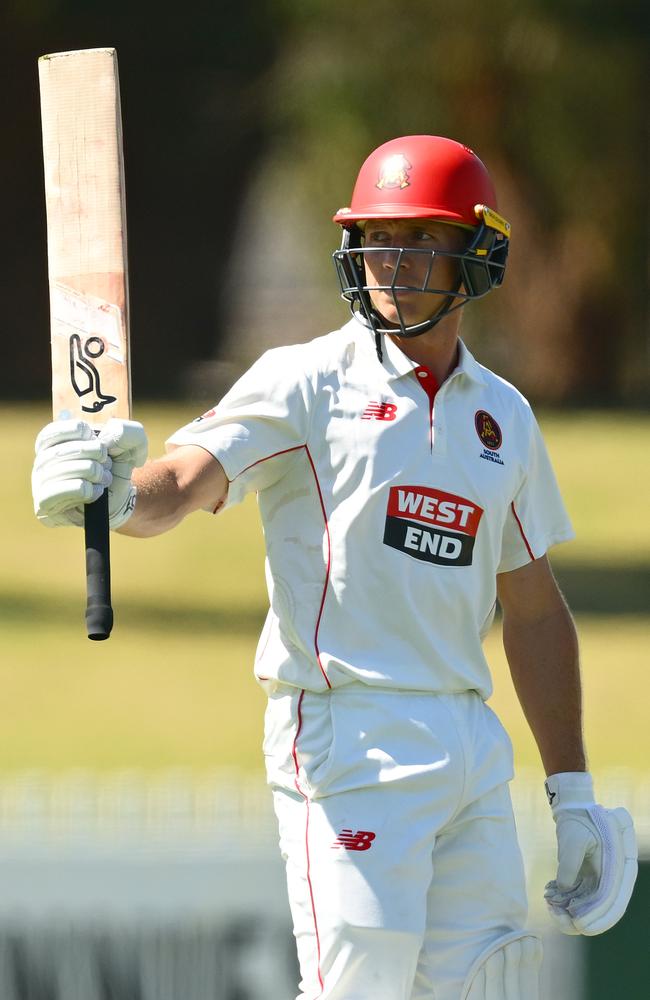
[361,402,397,421]
[331,829,376,851]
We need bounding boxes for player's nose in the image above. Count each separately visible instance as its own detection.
[381,249,411,272]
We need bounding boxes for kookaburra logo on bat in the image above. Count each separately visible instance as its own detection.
[69,333,117,413]
[376,154,412,190]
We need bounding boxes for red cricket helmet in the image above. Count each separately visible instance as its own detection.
[333,135,500,226]
[332,135,511,348]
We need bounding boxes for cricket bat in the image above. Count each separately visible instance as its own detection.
[38,48,131,641]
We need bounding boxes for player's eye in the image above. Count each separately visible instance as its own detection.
[365,229,392,243]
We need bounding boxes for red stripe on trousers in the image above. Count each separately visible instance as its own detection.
[292,690,324,994]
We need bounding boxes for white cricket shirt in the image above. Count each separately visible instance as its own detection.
[167,319,574,698]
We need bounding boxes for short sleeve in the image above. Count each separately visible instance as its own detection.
[165,346,312,509]
[497,412,575,573]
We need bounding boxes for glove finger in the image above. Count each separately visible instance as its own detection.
[33,438,108,470]
[543,879,559,898]
[35,419,94,454]
[37,508,85,528]
[556,819,598,891]
[35,459,112,488]
[35,478,104,515]
[545,899,580,935]
[544,879,571,906]
[99,419,148,466]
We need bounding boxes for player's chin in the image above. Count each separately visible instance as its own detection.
[371,292,439,329]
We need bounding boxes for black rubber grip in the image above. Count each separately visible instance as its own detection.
[84,490,113,640]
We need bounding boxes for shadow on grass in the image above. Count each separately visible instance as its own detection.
[553,564,650,615]
[1,562,648,633]
[0,590,268,636]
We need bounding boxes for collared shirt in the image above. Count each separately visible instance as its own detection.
[167,319,574,698]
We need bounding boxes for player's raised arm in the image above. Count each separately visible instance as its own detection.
[121,443,228,537]
[32,419,228,538]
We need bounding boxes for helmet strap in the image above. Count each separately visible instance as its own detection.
[374,328,384,363]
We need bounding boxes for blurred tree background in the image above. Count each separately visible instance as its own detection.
[1,0,648,405]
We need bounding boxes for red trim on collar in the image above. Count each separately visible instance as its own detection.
[414,366,439,452]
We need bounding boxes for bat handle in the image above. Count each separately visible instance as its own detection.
[84,490,113,640]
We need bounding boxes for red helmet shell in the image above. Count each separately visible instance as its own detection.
[333,135,498,227]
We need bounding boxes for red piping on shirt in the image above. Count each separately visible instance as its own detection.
[233,444,305,480]
[226,442,332,689]
[292,690,325,995]
[212,446,304,514]
[511,501,536,561]
[305,446,333,690]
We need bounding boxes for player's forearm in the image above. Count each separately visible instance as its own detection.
[118,446,228,537]
[117,458,194,537]
[502,601,587,776]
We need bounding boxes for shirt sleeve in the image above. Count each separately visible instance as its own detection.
[497,411,575,573]
[165,346,312,510]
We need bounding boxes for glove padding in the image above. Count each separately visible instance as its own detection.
[544,772,637,935]
[33,417,147,530]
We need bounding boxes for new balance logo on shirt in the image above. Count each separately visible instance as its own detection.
[362,402,397,421]
[331,829,376,851]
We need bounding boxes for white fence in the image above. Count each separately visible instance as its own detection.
[0,768,646,999]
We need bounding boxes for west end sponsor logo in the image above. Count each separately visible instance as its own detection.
[383,486,484,566]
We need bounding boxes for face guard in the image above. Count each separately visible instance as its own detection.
[333,204,510,339]
[331,136,510,354]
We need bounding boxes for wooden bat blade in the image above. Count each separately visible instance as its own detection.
[39,47,132,640]
[39,47,131,424]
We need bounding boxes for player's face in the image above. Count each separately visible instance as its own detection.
[362,219,468,327]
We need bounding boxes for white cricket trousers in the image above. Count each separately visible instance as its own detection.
[263,684,530,1000]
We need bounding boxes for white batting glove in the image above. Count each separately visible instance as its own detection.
[98,418,148,528]
[33,417,147,530]
[544,771,638,935]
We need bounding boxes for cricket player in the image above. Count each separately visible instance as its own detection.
[32,135,637,999]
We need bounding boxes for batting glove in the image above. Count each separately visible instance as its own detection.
[33,417,147,530]
[544,771,638,935]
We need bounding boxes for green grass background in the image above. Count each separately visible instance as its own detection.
[2,404,648,777]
